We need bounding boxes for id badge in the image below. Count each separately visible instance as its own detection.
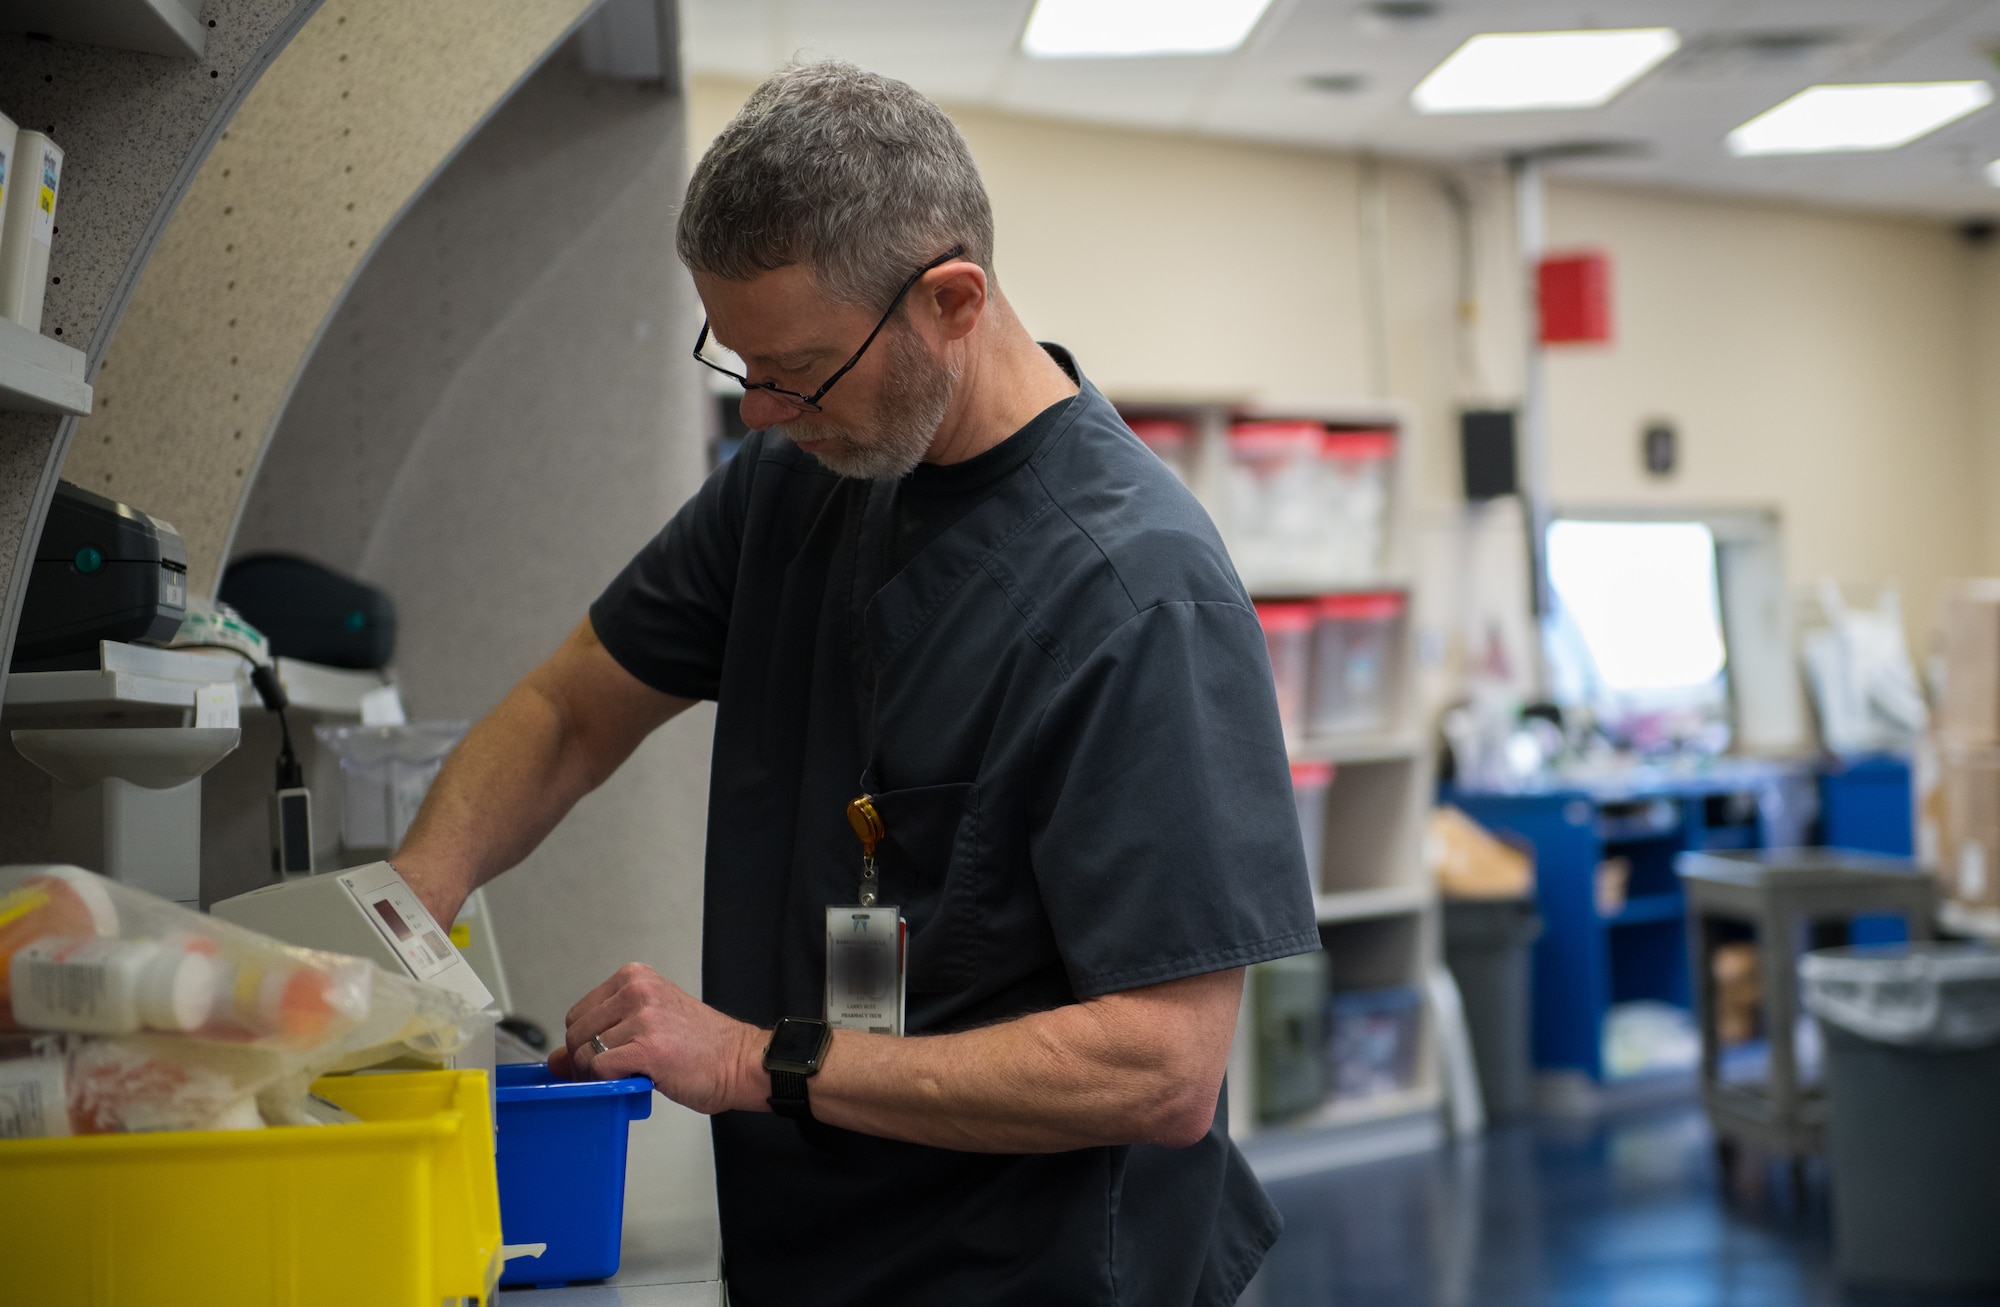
[825,905,907,1035]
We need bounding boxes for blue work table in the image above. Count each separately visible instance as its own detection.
[1444,758,1821,1084]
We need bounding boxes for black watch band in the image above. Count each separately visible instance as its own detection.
[768,1069,812,1120]
[764,1017,831,1123]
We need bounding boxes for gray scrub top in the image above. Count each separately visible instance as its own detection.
[590,347,1320,1306]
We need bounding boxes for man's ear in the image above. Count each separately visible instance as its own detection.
[924,262,988,343]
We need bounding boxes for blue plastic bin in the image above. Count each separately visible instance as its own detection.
[495,1063,654,1287]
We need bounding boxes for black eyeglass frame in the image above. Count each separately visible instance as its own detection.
[691,246,967,415]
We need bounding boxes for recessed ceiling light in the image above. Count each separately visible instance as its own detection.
[1021,0,1276,59]
[1412,29,1681,114]
[1727,82,1993,155]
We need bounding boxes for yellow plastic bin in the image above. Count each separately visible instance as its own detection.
[0,1068,502,1307]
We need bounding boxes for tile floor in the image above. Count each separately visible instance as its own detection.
[1244,1103,1994,1307]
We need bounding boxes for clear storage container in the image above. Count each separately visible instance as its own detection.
[1126,417,1195,485]
[1326,985,1423,1103]
[1225,421,1323,585]
[1258,601,1315,745]
[1317,430,1394,580]
[1291,761,1333,891]
[314,721,468,856]
[1307,591,1405,738]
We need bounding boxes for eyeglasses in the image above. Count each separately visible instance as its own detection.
[692,246,966,415]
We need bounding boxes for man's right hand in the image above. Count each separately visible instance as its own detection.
[389,617,694,925]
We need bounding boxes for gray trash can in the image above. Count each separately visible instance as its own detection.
[1801,942,2000,1291]
[1443,896,1542,1120]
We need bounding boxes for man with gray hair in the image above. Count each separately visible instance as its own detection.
[396,60,1317,1305]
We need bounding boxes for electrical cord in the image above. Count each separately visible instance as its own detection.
[172,642,302,792]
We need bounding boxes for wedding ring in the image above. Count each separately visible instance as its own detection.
[590,1034,610,1056]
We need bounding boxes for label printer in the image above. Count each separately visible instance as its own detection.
[12,481,188,671]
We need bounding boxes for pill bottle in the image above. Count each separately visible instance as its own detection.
[205,953,341,1040]
[0,867,118,1024]
[10,936,219,1034]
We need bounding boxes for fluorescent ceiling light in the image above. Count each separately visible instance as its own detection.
[1022,0,1275,59]
[1727,82,1993,155]
[1412,29,1679,114]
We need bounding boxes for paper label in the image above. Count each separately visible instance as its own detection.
[195,681,239,729]
[30,146,58,245]
[825,906,905,1035]
[11,938,129,1033]
[351,879,459,982]
[0,1057,68,1139]
[159,565,186,612]
[359,683,407,726]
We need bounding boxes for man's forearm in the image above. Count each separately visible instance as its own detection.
[733,970,1242,1153]
[392,681,599,923]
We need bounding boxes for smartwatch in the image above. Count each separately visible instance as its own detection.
[764,1017,832,1121]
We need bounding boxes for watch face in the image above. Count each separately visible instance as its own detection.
[768,1018,828,1068]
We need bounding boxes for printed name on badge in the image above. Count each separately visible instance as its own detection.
[825,905,906,1035]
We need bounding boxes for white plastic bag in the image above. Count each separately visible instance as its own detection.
[1800,943,2000,1049]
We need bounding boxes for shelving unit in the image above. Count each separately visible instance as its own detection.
[1114,395,1442,1168]
[0,316,91,417]
[1,0,205,60]
[3,640,388,717]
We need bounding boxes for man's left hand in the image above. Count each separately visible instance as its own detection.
[555,963,764,1115]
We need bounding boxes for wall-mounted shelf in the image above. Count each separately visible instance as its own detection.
[0,316,91,417]
[4,641,388,716]
[2,0,205,60]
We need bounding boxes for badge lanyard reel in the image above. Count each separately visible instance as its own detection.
[826,796,908,1036]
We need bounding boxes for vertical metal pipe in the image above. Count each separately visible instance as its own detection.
[1512,155,1554,653]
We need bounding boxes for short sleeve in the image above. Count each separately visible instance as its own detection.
[588,436,759,701]
[1028,600,1321,997]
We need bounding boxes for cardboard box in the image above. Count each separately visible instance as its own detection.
[1937,744,2000,911]
[1938,581,2000,746]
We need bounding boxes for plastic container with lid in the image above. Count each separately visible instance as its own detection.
[1126,417,1195,485]
[494,1063,655,1288]
[1258,602,1316,744]
[1307,591,1406,738]
[1291,762,1333,892]
[1225,421,1324,584]
[1317,430,1395,581]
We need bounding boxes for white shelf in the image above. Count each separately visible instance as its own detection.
[0,315,91,417]
[1940,899,2000,941]
[1236,1090,1445,1182]
[4,642,386,716]
[1313,883,1431,924]
[1290,728,1422,766]
[2,0,205,59]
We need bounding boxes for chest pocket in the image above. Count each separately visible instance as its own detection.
[868,782,985,994]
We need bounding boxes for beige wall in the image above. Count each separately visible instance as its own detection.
[689,74,1991,663]
[1543,185,1988,652]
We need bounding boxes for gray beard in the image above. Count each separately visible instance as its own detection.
[778,325,956,481]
